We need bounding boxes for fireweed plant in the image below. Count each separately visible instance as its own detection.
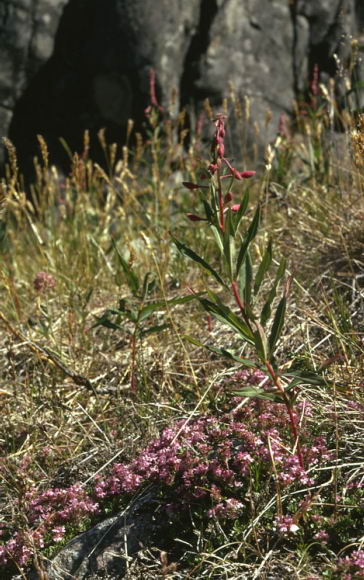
[174,113,324,471]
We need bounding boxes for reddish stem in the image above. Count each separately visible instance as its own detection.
[130,333,137,392]
[265,360,304,470]
[216,169,224,233]
[231,278,304,470]
[231,280,252,330]
[231,280,245,314]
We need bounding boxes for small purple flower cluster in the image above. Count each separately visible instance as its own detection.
[274,515,300,535]
[0,484,99,566]
[335,549,364,579]
[33,271,56,293]
[0,371,332,570]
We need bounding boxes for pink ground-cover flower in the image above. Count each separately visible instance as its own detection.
[1,370,334,572]
[33,271,56,293]
[274,515,299,535]
[336,550,364,578]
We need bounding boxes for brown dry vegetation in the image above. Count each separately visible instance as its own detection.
[0,86,363,579]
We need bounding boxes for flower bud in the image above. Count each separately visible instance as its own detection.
[186,213,206,222]
[233,170,256,180]
[182,181,206,190]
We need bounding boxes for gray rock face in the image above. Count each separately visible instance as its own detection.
[0,0,363,174]
[0,0,68,161]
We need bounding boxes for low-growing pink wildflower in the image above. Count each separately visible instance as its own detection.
[33,271,56,293]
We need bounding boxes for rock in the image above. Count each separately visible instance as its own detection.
[32,488,163,579]
[0,0,362,176]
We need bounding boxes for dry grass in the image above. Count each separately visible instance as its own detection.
[0,90,363,579]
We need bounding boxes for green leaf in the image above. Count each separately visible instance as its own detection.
[140,323,170,336]
[253,321,269,362]
[197,297,255,344]
[138,294,201,321]
[93,318,124,332]
[183,335,258,367]
[172,236,227,288]
[233,386,282,402]
[232,190,250,230]
[210,225,224,254]
[223,210,235,280]
[112,239,140,295]
[260,258,286,326]
[268,296,286,353]
[281,370,326,387]
[235,205,261,277]
[202,200,214,222]
[254,240,273,295]
[239,250,253,306]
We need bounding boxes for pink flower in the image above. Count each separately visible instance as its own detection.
[33,271,56,293]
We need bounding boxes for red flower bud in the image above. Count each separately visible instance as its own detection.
[186,214,206,221]
[182,181,208,190]
[233,169,256,180]
[231,204,241,212]
[224,192,233,203]
[239,171,256,179]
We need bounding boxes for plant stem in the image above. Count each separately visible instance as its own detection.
[231,280,252,331]
[216,169,225,233]
[231,279,304,470]
[265,359,304,470]
[130,331,137,392]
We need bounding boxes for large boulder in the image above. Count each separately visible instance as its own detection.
[0,0,363,176]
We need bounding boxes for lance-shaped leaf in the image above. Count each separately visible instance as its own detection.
[92,317,124,332]
[172,237,227,288]
[235,204,261,277]
[92,309,136,330]
[140,323,170,337]
[260,258,286,326]
[268,295,286,353]
[281,369,327,387]
[184,335,259,367]
[197,296,255,344]
[239,250,253,307]
[231,190,250,231]
[138,293,203,322]
[253,320,269,362]
[210,225,224,254]
[202,200,214,223]
[112,239,140,295]
[254,240,273,295]
[223,209,235,280]
[233,386,283,403]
